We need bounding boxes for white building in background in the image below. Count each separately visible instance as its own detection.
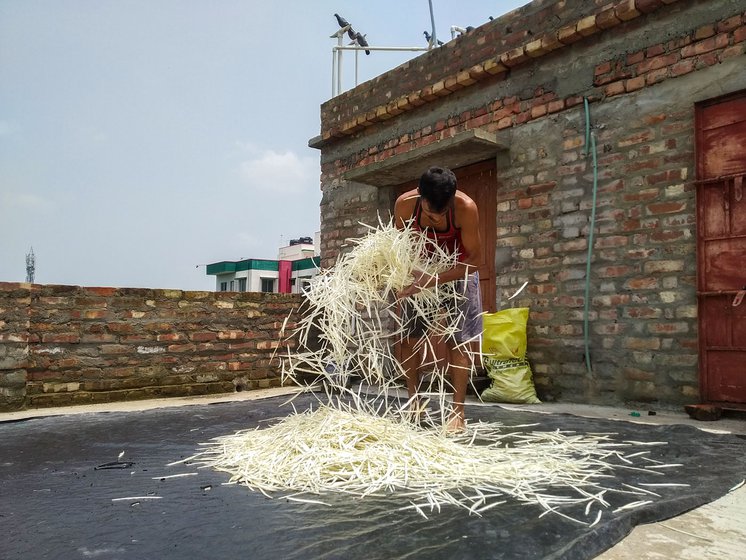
[205,235,320,294]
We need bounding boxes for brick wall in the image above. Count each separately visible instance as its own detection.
[0,282,301,412]
[313,0,746,407]
[494,100,699,404]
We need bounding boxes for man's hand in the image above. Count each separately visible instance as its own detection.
[397,270,434,299]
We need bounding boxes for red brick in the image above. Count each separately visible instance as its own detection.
[694,23,716,40]
[627,50,645,65]
[497,116,513,129]
[647,201,687,214]
[720,44,746,60]
[696,52,719,67]
[642,113,668,126]
[563,136,584,150]
[598,265,637,278]
[595,61,613,75]
[715,32,731,49]
[531,104,548,118]
[489,99,504,112]
[157,333,182,342]
[625,76,646,92]
[615,0,642,21]
[634,0,664,14]
[605,81,626,96]
[406,92,426,108]
[623,337,661,350]
[557,24,583,45]
[87,287,117,297]
[626,278,659,290]
[650,322,689,334]
[645,68,669,85]
[455,71,477,88]
[83,310,107,319]
[682,35,726,58]
[637,53,679,73]
[646,44,665,57]
[625,306,662,317]
[624,187,660,202]
[651,230,685,242]
[670,58,696,76]
[525,38,549,58]
[419,85,438,102]
[596,8,622,30]
[540,32,564,52]
[442,76,463,93]
[483,58,508,75]
[733,25,746,43]
[191,331,217,342]
[506,46,532,67]
[527,182,557,195]
[718,15,743,33]
[595,235,629,248]
[577,15,599,37]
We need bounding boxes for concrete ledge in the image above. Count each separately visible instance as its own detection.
[343,129,507,187]
[0,386,302,423]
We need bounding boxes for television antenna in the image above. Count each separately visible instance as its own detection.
[25,247,35,283]
[330,4,436,97]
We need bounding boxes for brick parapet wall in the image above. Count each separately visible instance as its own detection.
[314,0,746,406]
[320,8,745,181]
[0,283,31,409]
[317,0,698,143]
[0,282,301,412]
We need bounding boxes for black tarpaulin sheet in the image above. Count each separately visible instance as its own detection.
[1,393,745,560]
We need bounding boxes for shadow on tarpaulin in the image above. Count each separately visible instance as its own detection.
[1,393,744,560]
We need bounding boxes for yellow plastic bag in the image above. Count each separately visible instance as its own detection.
[480,307,541,404]
[481,308,529,358]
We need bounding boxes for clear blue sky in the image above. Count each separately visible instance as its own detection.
[0,1,526,290]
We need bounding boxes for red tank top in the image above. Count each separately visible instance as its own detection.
[412,197,468,262]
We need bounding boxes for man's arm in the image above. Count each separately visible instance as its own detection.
[394,190,417,230]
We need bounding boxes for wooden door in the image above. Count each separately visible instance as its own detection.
[695,91,746,406]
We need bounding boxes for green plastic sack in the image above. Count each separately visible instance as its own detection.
[480,307,541,404]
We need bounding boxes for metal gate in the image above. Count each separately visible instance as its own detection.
[695,91,746,406]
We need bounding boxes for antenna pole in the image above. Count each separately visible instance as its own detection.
[428,0,437,47]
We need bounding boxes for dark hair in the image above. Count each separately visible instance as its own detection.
[418,167,457,212]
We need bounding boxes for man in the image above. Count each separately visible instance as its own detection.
[394,166,483,431]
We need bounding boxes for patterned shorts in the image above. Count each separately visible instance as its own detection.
[401,272,483,343]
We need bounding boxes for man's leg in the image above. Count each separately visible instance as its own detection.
[398,336,423,416]
[446,342,471,430]
[445,272,482,431]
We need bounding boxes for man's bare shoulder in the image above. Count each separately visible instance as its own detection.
[394,189,419,214]
[454,191,479,214]
[395,188,419,204]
